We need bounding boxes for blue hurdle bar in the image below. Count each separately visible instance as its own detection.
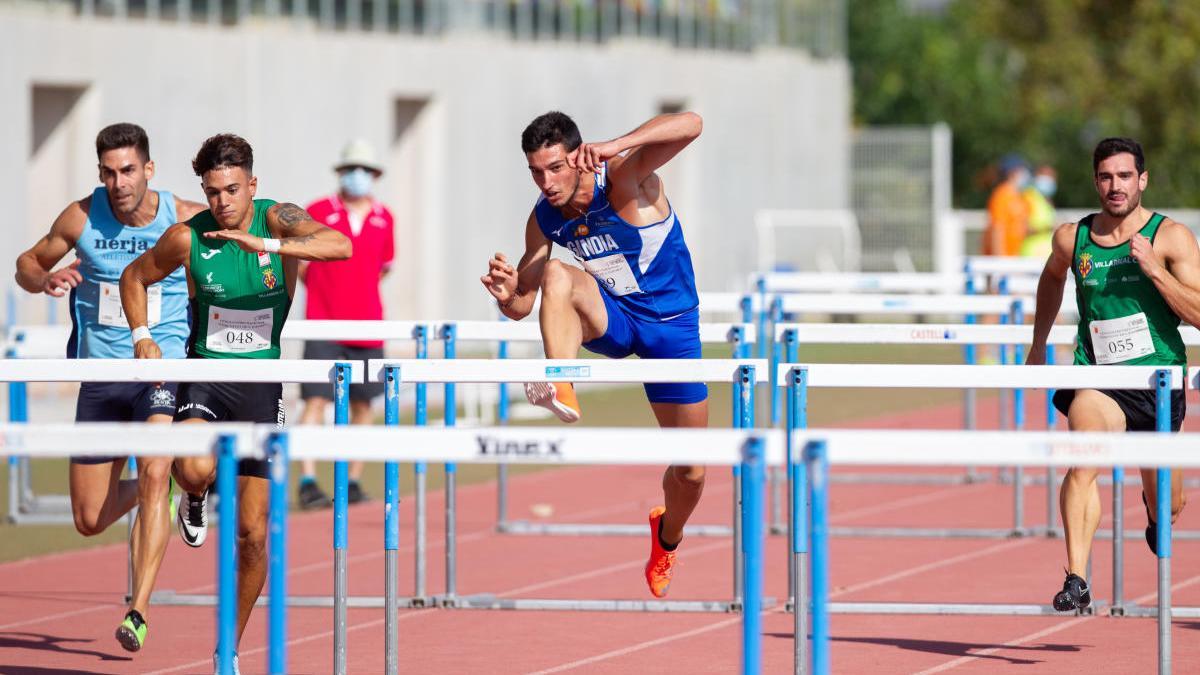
[331,362,352,674]
[384,364,402,675]
[741,436,765,675]
[268,432,289,675]
[805,439,830,675]
[216,433,238,675]
[1155,368,1172,675]
[441,323,458,605]
[787,366,808,675]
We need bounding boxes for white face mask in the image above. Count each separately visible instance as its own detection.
[1034,175,1057,198]
[339,168,374,198]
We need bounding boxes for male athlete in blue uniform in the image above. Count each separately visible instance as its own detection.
[15,123,203,653]
[481,111,705,597]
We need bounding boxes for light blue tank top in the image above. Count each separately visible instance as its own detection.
[69,187,190,359]
[534,165,699,320]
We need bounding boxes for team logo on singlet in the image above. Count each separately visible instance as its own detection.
[261,267,278,290]
[1078,252,1093,279]
[574,223,590,237]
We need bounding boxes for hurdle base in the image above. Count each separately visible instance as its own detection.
[828,526,1031,539]
[1113,603,1200,619]
[497,521,734,537]
[826,601,1107,616]
[445,594,774,613]
[150,591,428,608]
[830,472,992,486]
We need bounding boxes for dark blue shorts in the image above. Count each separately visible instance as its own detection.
[582,287,707,405]
[71,381,179,464]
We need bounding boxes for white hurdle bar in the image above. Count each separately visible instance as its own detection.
[781,362,1186,671]
[368,358,769,616]
[798,426,1190,675]
[435,320,756,539]
[3,421,777,675]
[752,271,1068,297]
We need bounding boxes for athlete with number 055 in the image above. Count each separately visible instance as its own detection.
[1027,137,1199,612]
[120,133,351,673]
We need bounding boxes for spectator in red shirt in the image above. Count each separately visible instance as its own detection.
[297,140,395,509]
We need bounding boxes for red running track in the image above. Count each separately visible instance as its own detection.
[2,390,1199,674]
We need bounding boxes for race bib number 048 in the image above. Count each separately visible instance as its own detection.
[206,306,273,354]
[1089,312,1154,365]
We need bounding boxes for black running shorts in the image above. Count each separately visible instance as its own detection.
[174,380,284,478]
[1052,388,1185,432]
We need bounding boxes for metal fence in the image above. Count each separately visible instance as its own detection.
[851,123,952,272]
[39,0,844,54]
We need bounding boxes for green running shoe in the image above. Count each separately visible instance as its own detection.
[115,609,147,652]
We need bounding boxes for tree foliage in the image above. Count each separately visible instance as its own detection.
[850,0,1200,208]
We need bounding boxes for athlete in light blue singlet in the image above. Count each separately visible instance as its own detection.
[14,123,206,653]
[481,111,707,600]
[70,185,190,359]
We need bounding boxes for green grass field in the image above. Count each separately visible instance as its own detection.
[0,342,981,563]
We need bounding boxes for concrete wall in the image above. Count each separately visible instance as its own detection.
[0,11,851,323]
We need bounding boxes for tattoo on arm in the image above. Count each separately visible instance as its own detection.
[275,203,309,231]
[287,233,317,246]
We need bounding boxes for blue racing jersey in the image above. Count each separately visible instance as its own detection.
[69,187,190,359]
[533,165,699,320]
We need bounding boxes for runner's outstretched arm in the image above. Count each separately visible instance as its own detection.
[481,211,551,321]
[120,224,191,359]
[15,197,88,295]
[1133,219,1200,328]
[1027,223,1074,365]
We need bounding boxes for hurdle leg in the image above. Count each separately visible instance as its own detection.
[333,362,351,675]
[1112,467,1125,615]
[1157,467,1172,675]
[383,366,402,675]
[442,325,458,606]
[268,433,289,675]
[216,434,238,675]
[414,327,429,604]
[807,440,830,675]
[741,437,765,675]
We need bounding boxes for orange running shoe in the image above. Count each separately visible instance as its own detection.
[524,382,581,423]
[645,506,678,598]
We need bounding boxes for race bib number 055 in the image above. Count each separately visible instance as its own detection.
[1089,312,1154,365]
[206,306,273,354]
[99,282,161,327]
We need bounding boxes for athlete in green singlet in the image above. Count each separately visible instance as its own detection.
[1028,137,1200,612]
[120,134,351,669]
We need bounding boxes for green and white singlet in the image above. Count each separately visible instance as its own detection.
[187,199,290,359]
[1069,213,1185,368]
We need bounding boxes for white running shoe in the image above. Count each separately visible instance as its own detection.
[213,650,240,675]
[524,382,581,423]
[177,489,209,548]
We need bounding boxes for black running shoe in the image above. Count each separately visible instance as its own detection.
[298,480,332,510]
[1052,572,1091,612]
[1143,491,1158,555]
[347,480,369,504]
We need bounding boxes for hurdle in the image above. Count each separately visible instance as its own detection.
[782,364,1189,629]
[797,424,1193,675]
[434,319,756,537]
[368,357,768,612]
[2,320,432,525]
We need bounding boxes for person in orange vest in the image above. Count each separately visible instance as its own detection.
[984,154,1031,256]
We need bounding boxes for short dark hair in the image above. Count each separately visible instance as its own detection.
[96,123,150,163]
[1093,137,1145,175]
[192,133,254,177]
[521,111,582,154]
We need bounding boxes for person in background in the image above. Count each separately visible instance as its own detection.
[296,139,396,509]
[1021,165,1058,260]
[983,154,1031,257]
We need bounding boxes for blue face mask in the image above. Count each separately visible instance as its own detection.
[1034,175,1057,198]
[339,168,374,198]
